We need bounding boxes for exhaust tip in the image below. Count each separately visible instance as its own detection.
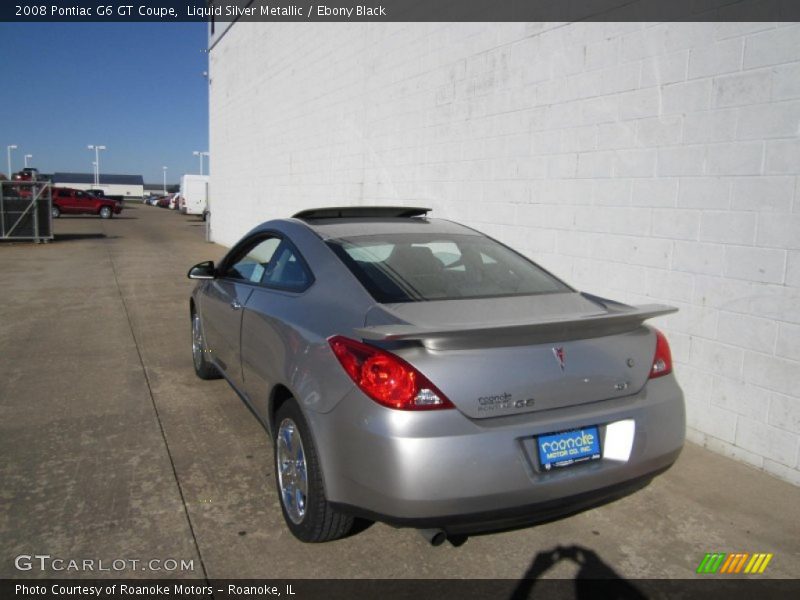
[418,528,447,546]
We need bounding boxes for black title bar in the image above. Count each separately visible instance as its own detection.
[4,578,800,600]
[3,0,800,22]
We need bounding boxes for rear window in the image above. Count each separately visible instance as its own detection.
[327,233,570,303]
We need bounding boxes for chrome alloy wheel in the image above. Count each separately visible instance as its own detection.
[277,418,308,524]
[192,312,203,370]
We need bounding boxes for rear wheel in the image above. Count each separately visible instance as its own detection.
[99,206,112,219]
[274,401,354,542]
[191,311,220,380]
[51,206,61,218]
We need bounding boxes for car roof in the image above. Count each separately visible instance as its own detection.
[290,207,481,239]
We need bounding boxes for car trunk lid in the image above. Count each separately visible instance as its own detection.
[360,293,674,419]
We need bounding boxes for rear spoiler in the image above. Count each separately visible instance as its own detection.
[355,304,677,350]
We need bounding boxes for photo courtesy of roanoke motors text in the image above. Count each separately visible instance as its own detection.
[1,0,799,599]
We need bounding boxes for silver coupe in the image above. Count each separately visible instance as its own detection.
[188,207,685,544]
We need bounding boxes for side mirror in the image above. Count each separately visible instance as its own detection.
[188,260,216,280]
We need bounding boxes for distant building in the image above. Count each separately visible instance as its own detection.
[52,173,144,198]
[143,183,179,196]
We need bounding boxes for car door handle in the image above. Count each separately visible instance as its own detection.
[230,300,242,310]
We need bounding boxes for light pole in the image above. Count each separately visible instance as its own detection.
[87,145,106,186]
[192,151,209,175]
[24,154,33,168]
[7,145,17,178]
[162,166,168,194]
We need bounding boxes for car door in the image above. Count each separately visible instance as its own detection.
[201,235,282,391]
[240,238,314,421]
[73,190,96,214]
[55,189,76,213]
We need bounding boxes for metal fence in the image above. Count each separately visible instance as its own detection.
[0,181,53,242]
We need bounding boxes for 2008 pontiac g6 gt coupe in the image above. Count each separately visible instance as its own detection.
[188,207,685,544]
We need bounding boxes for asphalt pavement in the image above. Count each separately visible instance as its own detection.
[1,203,798,581]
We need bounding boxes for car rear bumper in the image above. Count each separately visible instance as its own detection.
[331,461,672,534]
[309,374,685,528]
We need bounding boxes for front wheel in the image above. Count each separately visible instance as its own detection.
[99,206,112,219]
[274,401,354,542]
[51,206,61,218]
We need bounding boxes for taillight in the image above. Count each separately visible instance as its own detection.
[328,336,454,411]
[650,329,673,378]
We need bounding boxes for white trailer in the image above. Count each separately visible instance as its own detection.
[180,174,209,218]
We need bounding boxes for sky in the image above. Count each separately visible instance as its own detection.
[0,22,208,184]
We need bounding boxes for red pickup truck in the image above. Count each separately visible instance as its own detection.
[51,187,123,219]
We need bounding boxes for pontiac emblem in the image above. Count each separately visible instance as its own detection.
[552,347,566,371]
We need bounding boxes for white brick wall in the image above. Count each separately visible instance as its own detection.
[209,21,800,485]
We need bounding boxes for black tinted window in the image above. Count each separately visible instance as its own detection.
[262,243,311,289]
[225,237,311,291]
[327,233,570,303]
[226,237,281,282]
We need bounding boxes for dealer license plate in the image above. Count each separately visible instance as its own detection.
[537,426,601,470]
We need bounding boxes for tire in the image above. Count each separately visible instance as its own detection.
[274,401,354,542]
[191,311,221,380]
[99,206,112,219]
[51,206,61,218]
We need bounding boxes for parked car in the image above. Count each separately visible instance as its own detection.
[13,167,41,182]
[87,189,124,211]
[187,206,685,544]
[51,187,122,219]
[10,168,44,197]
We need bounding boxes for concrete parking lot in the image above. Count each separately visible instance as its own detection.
[1,203,798,581]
